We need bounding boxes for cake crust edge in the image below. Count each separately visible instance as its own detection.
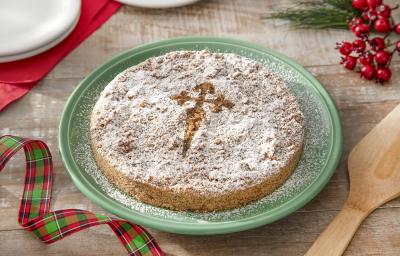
[90,137,303,212]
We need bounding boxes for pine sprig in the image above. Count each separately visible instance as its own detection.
[263,0,360,29]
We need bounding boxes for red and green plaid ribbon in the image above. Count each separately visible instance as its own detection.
[0,135,164,256]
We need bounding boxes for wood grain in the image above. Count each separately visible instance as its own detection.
[1,0,400,255]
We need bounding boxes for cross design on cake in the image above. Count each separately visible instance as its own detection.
[170,82,234,157]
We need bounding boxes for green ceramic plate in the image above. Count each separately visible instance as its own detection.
[59,37,343,235]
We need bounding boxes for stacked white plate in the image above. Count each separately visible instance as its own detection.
[116,0,199,8]
[0,0,81,63]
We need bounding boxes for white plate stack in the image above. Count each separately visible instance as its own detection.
[0,0,81,63]
[115,0,199,9]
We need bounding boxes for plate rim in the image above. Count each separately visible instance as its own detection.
[59,36,343,235]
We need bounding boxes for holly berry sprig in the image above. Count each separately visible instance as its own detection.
[337,0,399,83]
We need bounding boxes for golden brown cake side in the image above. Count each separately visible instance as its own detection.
[91,137,302,212]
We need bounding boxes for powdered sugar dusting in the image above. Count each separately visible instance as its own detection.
[90,50,304,194]
[69,47,330,222]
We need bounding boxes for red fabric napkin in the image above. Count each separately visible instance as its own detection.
[0,0,122,111]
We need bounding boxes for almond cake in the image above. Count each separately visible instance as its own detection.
[90,50,304,212]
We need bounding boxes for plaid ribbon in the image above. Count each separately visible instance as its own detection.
[0,135,164,256]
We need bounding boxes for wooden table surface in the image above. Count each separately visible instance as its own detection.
[1,0,399,255]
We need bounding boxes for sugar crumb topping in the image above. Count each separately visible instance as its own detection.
[91,50,304,194]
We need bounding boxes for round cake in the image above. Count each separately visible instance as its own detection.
[90,50,305,212]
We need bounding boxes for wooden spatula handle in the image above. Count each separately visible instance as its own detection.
[305,203,369,256]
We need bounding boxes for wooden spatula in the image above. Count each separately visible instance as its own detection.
[306,104,400,256]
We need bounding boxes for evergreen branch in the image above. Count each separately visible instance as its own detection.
[263,0,360,30]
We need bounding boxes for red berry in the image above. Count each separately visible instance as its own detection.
[362,10,377,21]
[396,41,400,52]
[376,67,392,83]
[374,18,391,33]
[353,39,366,52]
[361,64,377,80]
[337,42,353,55]
[354,24,370,37]
[348,17,364,31]
[359,53,374,65]
[370,37,385,51]
[394,24,400,35]
[352,0,368,10]
[367,0,377,10]
[375,0,382,5]
[375,50,391,65]
[361,12,369,21]
[342,56,358,70]
[376,5,391,18]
